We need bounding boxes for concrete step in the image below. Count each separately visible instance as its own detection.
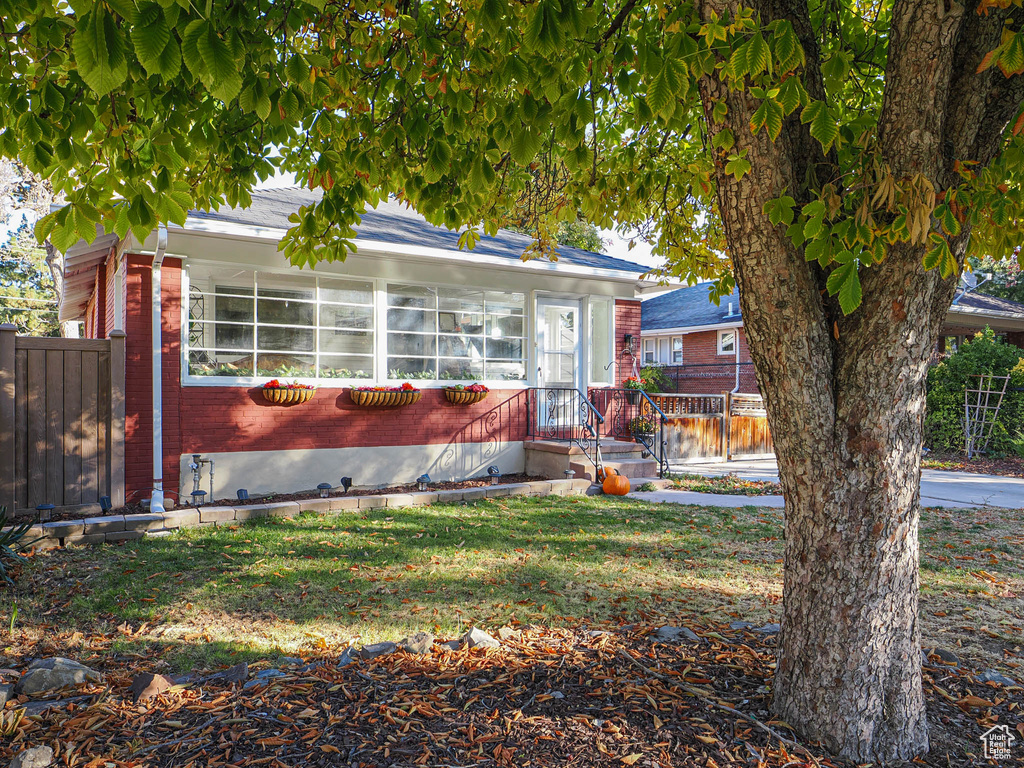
[597,439,645,455]
[571,457,659,481]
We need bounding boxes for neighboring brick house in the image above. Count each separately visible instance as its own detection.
[57,188,656,509]
[641,282,1024,395]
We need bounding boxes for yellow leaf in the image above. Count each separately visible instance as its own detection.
[620,754,643,765]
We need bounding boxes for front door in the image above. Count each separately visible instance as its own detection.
[536,298,581,430]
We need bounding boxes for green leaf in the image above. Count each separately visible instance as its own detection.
[826,260,862,314]
[800,99,839,151]
[712,128,735,152]
[821,52,850,85]
[724,152,751,180]
[131,2,171,76]
[72,7,128,95]
[647,62,675,116]
[763,194,796,226]
[746,33,770,76]
[196,23,242,101]
[750,97,783,140]
[773,22,804,72]
[777,75,806,115]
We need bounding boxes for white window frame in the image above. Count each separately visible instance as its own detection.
[642,338,655,364]
[717,328,737,355]
[671,335,683,364]
[587,296,615,387]
[181,261,550,389]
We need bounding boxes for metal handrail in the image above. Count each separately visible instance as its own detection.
[526,387,604,476]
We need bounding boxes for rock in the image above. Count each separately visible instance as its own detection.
[461,627,500,649]
[335,648,355,668]
[243,669,288,690]
[977,669,1018,687]
[0,683,13,707]
[924,647,959,666]
[17,658,102,696]
[358,642,397,660]
[654,626,700,643]
[496,627,520,642]
[587,630,609,638]
[298,661,325,674]
[129,673,175,704]
[549,691,565,699]
[206,662,249,685]
[753,623,781,635]
[10,746,53,768]
[398,632,435,655]
[276,656,304,667]
[440,640,461,652]
[729,621,755,630]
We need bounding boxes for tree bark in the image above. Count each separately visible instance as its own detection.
[688,0,1024,759]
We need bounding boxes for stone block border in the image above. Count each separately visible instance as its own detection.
[13,479,596,549]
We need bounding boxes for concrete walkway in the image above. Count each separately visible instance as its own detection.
[629,458,1024,508]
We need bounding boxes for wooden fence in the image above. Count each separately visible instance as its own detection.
[650,392,773,461]
[0,325,125,514]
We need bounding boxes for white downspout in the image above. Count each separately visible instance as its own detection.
[732,328,741,393]
[150,225,168,514]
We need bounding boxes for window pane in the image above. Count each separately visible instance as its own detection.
[484,291,525,311]
[388,308,436,332]
[486,360,526,380]
[213,323,253,351]
[439,335,484,357]
[258,326,315,352]
[188,350,253,376]
[439,358,484,380]
[444,311,484,334]
[319,277,373,305]
[256,354,315,377]
[320,304,372,330]
[258,297,315,326]
[439,288,483,312]
[388,284,437,309]
[319,355,373,379]
[486,314,524,338]
[257,273,315,300]
[590,299,612,382]
[214,294,254,324]
[388,357,436,378]
[388,333,436,356]
[486,338,523,360]
[319,329,373,355]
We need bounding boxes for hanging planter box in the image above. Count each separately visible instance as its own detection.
[350,389,423,407]
[262,387,316,405]
[444,388,489,405]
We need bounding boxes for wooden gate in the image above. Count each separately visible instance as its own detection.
[0,325,125,513]
[650,392,773,462]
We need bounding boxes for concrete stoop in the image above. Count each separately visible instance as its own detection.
[525,438,659,482]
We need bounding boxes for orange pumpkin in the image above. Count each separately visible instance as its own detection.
[602,472,630,495]
[597,466,617,482]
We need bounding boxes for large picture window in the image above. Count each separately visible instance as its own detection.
[386,285,526,380]
[186,267,374,379]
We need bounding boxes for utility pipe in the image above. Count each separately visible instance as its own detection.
[150,224,168,514]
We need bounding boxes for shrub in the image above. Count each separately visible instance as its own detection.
[639,365,672,393]
[0,506,37,584]
[925,328,1024,455]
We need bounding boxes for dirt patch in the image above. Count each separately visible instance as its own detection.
[924,452,1024,477]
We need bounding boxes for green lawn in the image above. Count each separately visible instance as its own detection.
[10,495,1023,673]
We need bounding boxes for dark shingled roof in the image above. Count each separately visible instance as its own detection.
[641,282,1024,332]
[186,187,649,275]
[641,283,742,331]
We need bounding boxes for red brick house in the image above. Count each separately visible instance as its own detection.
[56,188,657,511]
[641,282,1024,394]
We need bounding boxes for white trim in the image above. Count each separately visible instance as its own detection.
[641,320,744,336]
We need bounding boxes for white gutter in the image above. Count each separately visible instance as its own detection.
[640,320,744,336]
[150,225,168,514]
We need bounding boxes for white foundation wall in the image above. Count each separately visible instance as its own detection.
[178,441,526,499]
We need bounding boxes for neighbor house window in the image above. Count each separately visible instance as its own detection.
[658,337,670,363]
[642,338,655,363]
[385,284,526,380]
[718,329,737,355]
[671,336,683,364]
[186,267,374,379]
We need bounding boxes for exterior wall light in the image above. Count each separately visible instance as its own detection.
[487,465,501,485]
[340,477,353,493]
[317,483,332,498]
[417,474,431,492]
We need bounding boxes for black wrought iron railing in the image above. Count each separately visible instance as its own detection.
[526,387,604,475]
[588,388,669,477]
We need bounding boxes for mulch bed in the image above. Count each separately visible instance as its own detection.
[668,474,782,497]
[3,622,1019,767]
[923,452,1024,478]
[33,473,549,522]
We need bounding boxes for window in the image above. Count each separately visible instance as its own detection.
[658,337,670,363]
[386,284,526,381]
[186,267,374,379]
[642,338,655,363]
[718,329,737,355]
[590,298,614,385]
[671,336,683,364]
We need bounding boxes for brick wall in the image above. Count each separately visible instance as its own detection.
[614,299,642,385]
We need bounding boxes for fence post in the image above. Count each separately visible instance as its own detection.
[722,391,732,462]
[0,324,15,514]
[109,330,126,508]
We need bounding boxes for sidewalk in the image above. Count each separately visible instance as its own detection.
[630,458,1024,508]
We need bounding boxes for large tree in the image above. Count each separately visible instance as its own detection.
[4,0,1024,759]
